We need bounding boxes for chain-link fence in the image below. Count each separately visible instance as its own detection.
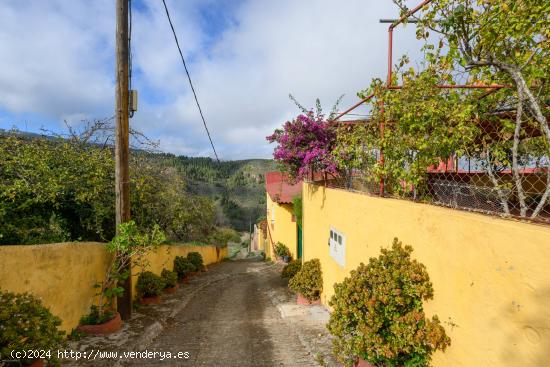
[319,114,550,225]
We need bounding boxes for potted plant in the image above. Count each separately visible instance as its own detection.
[174,256,194,283]
[161,268,178,294]
[327,238,451,367]
[288,258,322,305]
[136,271,165,305]
[0,291,65,367]
[79,221,165,334]
[78,305,122,335]
[281,259,302,279]
[187,252,204,274]
[274,242,291,262]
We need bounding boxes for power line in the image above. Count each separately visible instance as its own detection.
[161,0,220,163]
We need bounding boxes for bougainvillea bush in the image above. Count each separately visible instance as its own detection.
[327,238,450,367]
[267,113,337,181]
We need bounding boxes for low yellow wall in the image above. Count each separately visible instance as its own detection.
[303,182,550,367]
[0,242,111,333]
[0,242,227,333]
[132,244,228,296]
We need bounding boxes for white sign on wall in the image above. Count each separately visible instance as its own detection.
[329,227,346,267]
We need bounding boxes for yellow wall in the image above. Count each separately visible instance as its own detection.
[132,244,227,296]
[303,182,550,367]
[0,242,227,333]
[266,192,298,259]
[0,242,111,333]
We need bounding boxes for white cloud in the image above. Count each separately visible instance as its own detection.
[0,0,426,159]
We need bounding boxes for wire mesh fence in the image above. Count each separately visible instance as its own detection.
[317,117,550,225]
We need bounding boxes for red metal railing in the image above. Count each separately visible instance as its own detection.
[331,0,510,197]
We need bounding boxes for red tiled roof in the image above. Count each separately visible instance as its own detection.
[265,171,302,204]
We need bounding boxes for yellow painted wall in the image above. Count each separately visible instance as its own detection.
[132,244,227,296]
[266,192,298,259]
[0,242,111,333]
[303,182,550,367]
[0,242,227,333]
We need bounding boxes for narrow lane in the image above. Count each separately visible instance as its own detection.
[125,259,318,366]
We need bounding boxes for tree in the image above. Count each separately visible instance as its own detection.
[390,0,550,217]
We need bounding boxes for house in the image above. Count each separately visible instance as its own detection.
[263,171,302,260]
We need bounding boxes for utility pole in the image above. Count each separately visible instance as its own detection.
[115,0,132,320]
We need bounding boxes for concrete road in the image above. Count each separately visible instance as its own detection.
[124,259,322,366]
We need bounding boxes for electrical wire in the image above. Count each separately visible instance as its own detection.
[161,0,220,163]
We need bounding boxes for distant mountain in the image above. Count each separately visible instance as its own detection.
[147,152,276,231]
[1,129,276,232]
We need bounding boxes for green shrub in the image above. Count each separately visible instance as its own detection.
[161,268,178,289]
[0,291,65,366]
[136,271,165,298]
[187,252,204,271]
[174,256,195,277]
[274,242,291,258]
[80,305,115,325]
[327,238,451,367]
[281,259,302,279]
[288,258,322,301]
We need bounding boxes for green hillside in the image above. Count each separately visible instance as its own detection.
[146,152,276,230]
[0,131,275,245]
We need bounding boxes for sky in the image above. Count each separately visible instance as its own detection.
[0,0,425,160]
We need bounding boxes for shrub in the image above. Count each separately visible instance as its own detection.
[174,256,195,277]
[288,259,322,301]
[80,305,115,326]
[161,268,178,289]
[187,252,204,271]
[136,271,165,298]
[91,221,166,320]
[0,291,65,366]
[327,238,451,367]
[281,259,302,279]
[207,226,241,247]
[274,242,291,258]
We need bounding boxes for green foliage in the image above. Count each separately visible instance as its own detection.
[342,0,550,219]
[274,242,291,258]
[161,268,178,289]
[281,259,302,279]
[327,239,450,367]
[136,271,165,298]
[0,134,115,244]
[0,132,274,245]
[173,256,195,277]
[207,227,240,247]
[187,252,204,271]
[79,305,115,326]
[288,259,322,301]
[93,221,166,318]
[0,291,65,366]
[358,68,480,197]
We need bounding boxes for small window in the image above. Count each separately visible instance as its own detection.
[330,230,334,239]
[338,235,342,245]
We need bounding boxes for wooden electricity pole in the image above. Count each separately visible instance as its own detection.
[115,0,132,320]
